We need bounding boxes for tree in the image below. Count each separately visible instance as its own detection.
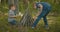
[23,0,29,9]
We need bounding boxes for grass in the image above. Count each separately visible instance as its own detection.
[0,14,60,32]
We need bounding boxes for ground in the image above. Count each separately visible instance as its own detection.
[0,14,60,32]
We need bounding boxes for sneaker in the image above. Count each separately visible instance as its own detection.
[45,25,49,30]
[32,27,35,29]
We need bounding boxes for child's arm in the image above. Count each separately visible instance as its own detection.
[33,4,43,20]
[9,16,16,18]
[9,11,19,18]
[9,14,20,18]
[36,4,43,17]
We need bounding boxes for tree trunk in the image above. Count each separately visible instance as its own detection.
[23,0,29,9]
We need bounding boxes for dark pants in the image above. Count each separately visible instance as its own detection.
[32,8,51,27]
[9,20,17,25]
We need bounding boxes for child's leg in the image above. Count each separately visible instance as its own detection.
[43,9,51,26]
[43,16,50,29]
[43,9,51,29]
[12,20,17,25]
[32,10,47,27]
[43,16,48,26]
[9,20,17,32]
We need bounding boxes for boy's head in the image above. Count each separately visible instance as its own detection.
[33,1,41,9]
[33,1,37,9]
[9,4,16,10]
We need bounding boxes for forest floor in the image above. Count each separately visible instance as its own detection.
[0,14,60,32]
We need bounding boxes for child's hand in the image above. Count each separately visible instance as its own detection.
[33,16,37,20]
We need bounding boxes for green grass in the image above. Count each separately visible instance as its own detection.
[0,15,60,32]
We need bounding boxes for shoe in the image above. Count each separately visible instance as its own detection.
[45,25,49,30]
[32,27,35,29]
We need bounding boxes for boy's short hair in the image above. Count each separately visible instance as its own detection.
[9,4,16,9]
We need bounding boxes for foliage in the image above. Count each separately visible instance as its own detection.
[1,0,60,14]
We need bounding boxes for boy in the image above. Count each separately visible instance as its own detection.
[32,1,51,29]
[8,4,20,32]
[8,4,17,26]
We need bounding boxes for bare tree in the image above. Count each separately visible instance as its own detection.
[23,0,29,9]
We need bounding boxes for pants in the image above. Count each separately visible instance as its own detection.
[32,8,51,27]
[9,20,17,25]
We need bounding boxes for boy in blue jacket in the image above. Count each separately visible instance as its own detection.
[32,2,51,29]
